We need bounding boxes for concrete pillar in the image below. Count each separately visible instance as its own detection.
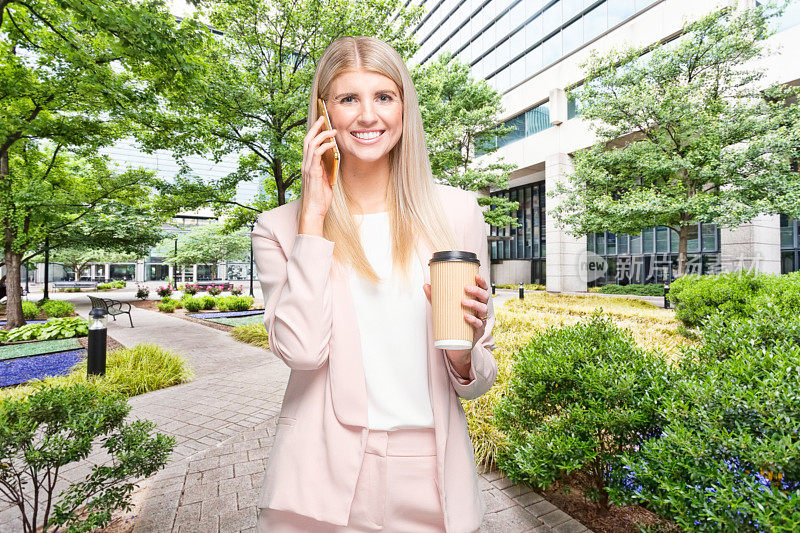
[545,152,588,293]
[192,264,198,282]
[220,261,227,281]
[135,260,145,283]
[168,264,174,283]
[719,214,781,274]
[104,263,111,282]
[549,88,567,126]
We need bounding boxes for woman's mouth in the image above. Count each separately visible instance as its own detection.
[350,130,385,144]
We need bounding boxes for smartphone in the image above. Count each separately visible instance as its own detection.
[316,98,340,187]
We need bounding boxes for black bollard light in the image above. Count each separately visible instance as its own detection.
[518,282,524,300]
[663,281,671,309]
[491,282,495,295]
[87,307,108,376]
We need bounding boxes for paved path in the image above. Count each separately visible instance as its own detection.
[1,287,591,533]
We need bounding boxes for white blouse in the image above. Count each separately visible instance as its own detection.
[348,211,435,430]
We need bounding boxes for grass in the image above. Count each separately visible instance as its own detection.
[0,343,194,403]
[0,338,83,360]
[230,323,270,349]
[464,292,694,473]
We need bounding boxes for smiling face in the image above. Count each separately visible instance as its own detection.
[324,69,403,166]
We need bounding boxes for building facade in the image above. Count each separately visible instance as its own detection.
[408,0,800,290]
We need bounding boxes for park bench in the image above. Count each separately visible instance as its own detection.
[54,281,98,289]
[87,295,134,328]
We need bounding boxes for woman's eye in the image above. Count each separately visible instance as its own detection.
[341,96,354,103]
[378,94,392,102]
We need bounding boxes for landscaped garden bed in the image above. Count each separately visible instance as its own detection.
[473,271,800,532]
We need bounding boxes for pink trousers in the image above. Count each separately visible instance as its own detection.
[257,427,446,532]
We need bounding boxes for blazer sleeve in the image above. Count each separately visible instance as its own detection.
[444,196,499,400]
[251,211,335,370]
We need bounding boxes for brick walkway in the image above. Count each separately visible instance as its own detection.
[1,288,591,533]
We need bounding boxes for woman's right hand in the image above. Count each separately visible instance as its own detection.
[300,115,338,224]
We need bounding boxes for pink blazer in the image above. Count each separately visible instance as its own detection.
[251,183,498,533]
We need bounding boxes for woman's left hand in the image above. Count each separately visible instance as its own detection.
[423,274,491,371]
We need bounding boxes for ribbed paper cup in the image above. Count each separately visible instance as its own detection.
[428,251,480,350]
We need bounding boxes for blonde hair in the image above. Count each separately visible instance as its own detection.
[300,36,460,285]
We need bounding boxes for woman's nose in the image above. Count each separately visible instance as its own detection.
[358,101,377,124]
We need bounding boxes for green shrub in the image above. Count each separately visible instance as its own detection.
[183,297,203,312]
[215,296,254,312]
[3,317,89,342]
[598,283,664,296]
[40,300,75,318]
[0,383,175,532]
[231,323,269,349]
[21,301,39,320]
[613,308,800,531]
[200,295,216,310]
[667,270,767,327]
[96,283,112,290]
[157,301,176,313]
[494,313,673,509]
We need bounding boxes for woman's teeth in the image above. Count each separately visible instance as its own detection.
[351,131,383,140]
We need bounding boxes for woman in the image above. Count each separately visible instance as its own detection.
[251,36,498,533]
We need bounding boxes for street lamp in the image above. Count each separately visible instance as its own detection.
[174,237,178,290]
[87,307,108,376]
[249,222,255,297]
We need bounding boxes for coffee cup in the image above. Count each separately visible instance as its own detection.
[428,251,480,350]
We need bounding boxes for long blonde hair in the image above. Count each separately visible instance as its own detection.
[300,36,460,285]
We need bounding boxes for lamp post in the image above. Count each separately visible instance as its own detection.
[173,237,179,290]
[87,308,108,376]
[249,222,255,298]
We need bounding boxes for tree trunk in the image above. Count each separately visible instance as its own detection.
[74,265,80,282]
[3,247,25,330]
[678,224,689,277]
[274,158,286,206]
[2,149,27,330]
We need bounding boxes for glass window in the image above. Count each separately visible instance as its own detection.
[669,227,679,252]
[618,233,628,254]
[596,232,606,255]
[510,1,526,31]
[542,3,562,34]
[588,232,596,252]
[525,0,545,17]
[562,18,583,53]
[656,226,668,253]
[509,28,525,58]
[567,95,581,118]
[642,228,654,253]
[525,15,543,45]
[702,223,717,252]
[498,113,526,147]
[524,187,532,257]
[584,2,607,40]
[562,0,584,20]
[496,38,511,66]
[776,0,800,32]
[635,0,657,11]
[782,251,797,274]
[525,45,543,76]
[630,233,641,254]
[607,232,617,255]
[781,215,794,248]
[525,103,550,135]
[542,33,562,65]
[509,56,526,88]
[608,0,635,26]
[496,67,511,92]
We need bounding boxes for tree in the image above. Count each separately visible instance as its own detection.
[551,3,800,276]
[412,51,520,228]
[141,0,423,232]
[0,0,206,328]
[163,222,250,276]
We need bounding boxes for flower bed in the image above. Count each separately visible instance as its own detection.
[0,350,85,387]
[186,310,264,319]
[0,339,83,360]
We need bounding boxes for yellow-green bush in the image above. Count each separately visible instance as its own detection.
[231,323,270,349]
